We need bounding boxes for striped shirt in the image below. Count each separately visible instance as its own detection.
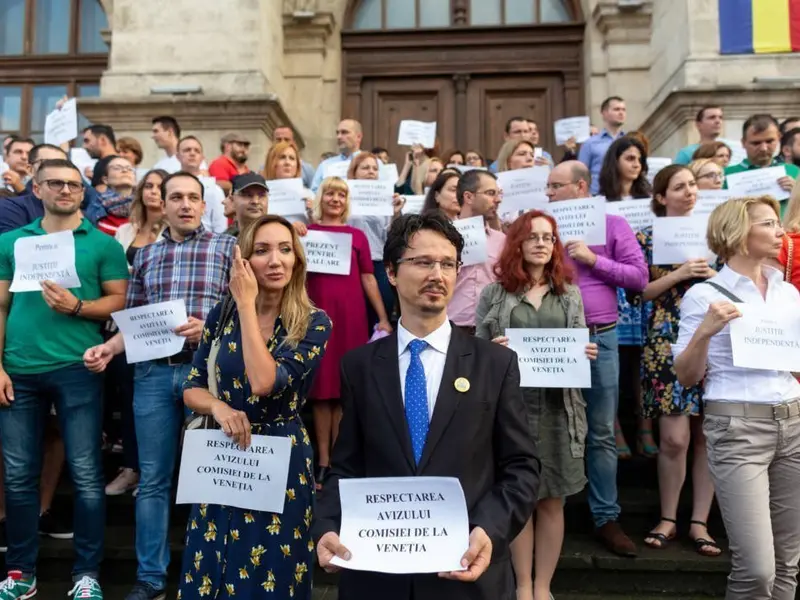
[125,226,236,321]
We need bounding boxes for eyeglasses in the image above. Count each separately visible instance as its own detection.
[108,165,135,173]
[397,257,461,273]
[697,172,724,182]
[752,218,782,230]
[545,182,574,191]
[525,234,556,244]
[42,179,84,193]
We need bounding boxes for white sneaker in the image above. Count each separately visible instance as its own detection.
[105,468,139,496]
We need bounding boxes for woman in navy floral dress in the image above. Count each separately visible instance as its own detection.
[180,215,332,599]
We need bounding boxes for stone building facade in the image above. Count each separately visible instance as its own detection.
[71,0,800,169]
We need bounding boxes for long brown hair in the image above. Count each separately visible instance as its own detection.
[129,169,168,233]
[236,215,316,347]
[263,141,301,180]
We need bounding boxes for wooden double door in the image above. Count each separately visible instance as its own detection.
[342,25,585,163]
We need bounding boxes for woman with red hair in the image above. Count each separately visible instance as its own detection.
[476,210,597,600]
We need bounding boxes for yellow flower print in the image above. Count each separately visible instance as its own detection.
[286,488,296,501]
[244,512,255,524]
[228,341,237,353]
[302,430,311,446]
[289,584,295,597]
[267,515,281,535]
[204,520,217,542]
[304,507,312,528]
[214,364,221,380]
[287,374,294,386]
[295,562,308,583]
[184,572,193,584]
[187,367,199,381]
[307,346,321,359]
[250,545,266,567]
[232,377,243,389]
[307,539,314,552]
[299,473,307,486]
[190,519,198,530]
[225,583,235,595]
[293,352,304,363]
[230,529,240,542]
[239,567,249,579]
[314,324,326,331]
[280,544,291,557]
[267,570,276,582]
[289,399,297,412]
[198,575,212,597]
[202,328,210,343]
[293,527,302,540]
[199,504,207,518]
[223,321,234,336]
[261,580,275,592]
[216,550,221,563]
[223,390,231,403]
[193,550,203,572]
[247,394,258,405]
[288,434,297,447]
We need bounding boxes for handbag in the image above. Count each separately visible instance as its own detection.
[184,294,237,431]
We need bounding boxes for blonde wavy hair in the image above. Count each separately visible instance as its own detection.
[263,141,302,180]
[495,139,536,173]
[707,195,782,262]
[236,215,316,347]
[412,157,443,195]
[782,179,800,233]
[312,176,350,223]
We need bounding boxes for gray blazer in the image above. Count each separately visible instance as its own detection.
[475,281,588,459]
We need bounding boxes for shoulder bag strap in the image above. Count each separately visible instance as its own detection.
[703,281,744,303]
[785,236,794,283]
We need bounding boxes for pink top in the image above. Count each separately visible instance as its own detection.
[448,227,506,327]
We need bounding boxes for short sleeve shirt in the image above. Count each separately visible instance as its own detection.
[0,218,130,375]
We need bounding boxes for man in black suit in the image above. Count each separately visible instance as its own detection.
[314,212,540,600]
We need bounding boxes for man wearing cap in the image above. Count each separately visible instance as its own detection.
[209,132,251,195]
[226,173,269,237]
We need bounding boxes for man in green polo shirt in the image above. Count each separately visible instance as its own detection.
[724,114,799,217]
[0,159,128,600]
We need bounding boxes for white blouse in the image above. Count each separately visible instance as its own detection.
[673,264,800,404]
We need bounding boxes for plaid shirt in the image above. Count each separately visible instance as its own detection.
[125,226,236,321]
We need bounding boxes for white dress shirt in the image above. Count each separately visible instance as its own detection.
[199,179,229,234]
[673,264,800,404]
[397,318,452,419]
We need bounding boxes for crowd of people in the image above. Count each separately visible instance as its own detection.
[0,96,796,600]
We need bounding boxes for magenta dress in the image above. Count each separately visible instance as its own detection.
[306,224,373,400]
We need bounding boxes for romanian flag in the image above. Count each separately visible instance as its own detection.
[719,0,800,54]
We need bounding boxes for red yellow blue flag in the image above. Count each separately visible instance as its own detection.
[719,0,800,54]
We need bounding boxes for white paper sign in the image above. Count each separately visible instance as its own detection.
[324,161,351,179]
[506,328,591,388]
[397,120,437,149]
[453,216,487,266]
[111,300,189,363]
[176,429,293,514]
[402,195,426,215]
[70,148,97,177]
[652,216,710,265]
[554,116,591,145]
[44,98,78,146]
[348,180,394,217]
[647,157,672,184]
[726,166,790,201]
[729,303,800,372]
[694,189,736,216]
[264,178,306,216]
[379,162,399,183]
[330,476,469,574]
[496,167,550,213]
[301,229,352,275]
[606,198,654,232]
[545,197,607,246]
[10,230,81,292]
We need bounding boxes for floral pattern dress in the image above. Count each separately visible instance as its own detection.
[637,226,708,417]
[178,300,332,599]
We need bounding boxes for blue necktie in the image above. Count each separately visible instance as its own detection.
[405,339,429,464]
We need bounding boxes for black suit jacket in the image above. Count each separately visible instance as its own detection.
[314,324,540,600]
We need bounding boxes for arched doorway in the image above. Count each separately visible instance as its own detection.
[341,0,584,162]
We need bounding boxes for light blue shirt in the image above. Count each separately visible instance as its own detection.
[489,149,553,173]
[674,144,700,165]
[578,129,625,194]
[311,151,361,192]
[301,160,315,189]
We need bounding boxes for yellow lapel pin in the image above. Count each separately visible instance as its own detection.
[454,377,470,393]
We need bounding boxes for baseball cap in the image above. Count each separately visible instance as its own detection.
[221,132,251,145]
[232,173,269,194]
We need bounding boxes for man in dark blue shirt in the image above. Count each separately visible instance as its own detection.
[0,144,104,234]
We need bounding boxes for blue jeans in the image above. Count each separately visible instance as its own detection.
[133,361,191,589]
[583,328,621,527]
[0,364,104,577]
